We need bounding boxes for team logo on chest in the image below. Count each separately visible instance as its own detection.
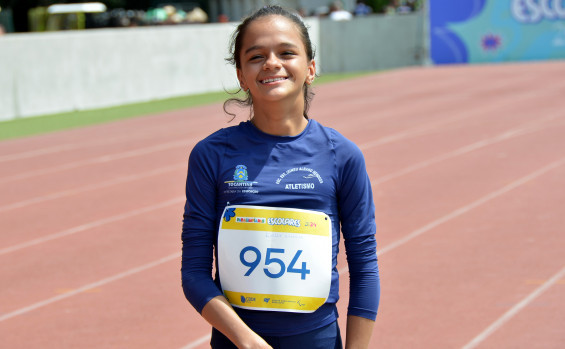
[276,167,324,190]
[224,164,259,195]
[233,165,248,181]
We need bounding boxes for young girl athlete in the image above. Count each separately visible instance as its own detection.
[181,6,380,349]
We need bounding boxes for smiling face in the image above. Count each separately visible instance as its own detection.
[236,15,316,110]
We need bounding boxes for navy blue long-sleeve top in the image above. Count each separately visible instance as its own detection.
[181,119,379,336]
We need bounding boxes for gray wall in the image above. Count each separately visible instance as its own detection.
[207,0,357,21]
[319,12,425,73]
[0,14,423,121]
[0,24,239,121]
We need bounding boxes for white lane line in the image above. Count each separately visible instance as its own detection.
[0,164,185,213]
[0,139,190,184]
[379,156,565,256]
[358,115,461,150]
[178,334,211,349]
[0,122,195,163]
[0,197,184,256]
[370,114,563,185]
[339,156,565,274]
[0,252,180,323]
[357,87,560,151]
[461,264,565,349]
[0,145,75,163]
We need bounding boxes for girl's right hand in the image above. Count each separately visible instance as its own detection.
[238,333,273,349]
[202,296,273,349]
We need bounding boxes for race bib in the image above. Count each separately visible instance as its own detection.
[218,205,332,313]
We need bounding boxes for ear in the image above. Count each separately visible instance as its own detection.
[306,59,316,85]
[237,68,248,91]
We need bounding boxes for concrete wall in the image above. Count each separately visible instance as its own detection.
[0,14,422,121]
[207,0,357,21]
[319,12,425,73]
[0,23,239,121]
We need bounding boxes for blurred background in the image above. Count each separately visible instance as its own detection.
[0,0,427,123]
[0,0,563,124]
[1,2,564,348]
[0,0,421,32]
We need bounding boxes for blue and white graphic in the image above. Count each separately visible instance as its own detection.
[224,165,259,195]
[430,0,565,64]
[234,165,249,181]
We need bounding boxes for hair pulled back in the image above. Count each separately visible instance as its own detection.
[223,5,316,119]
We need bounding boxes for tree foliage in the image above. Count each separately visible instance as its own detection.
[365,0,390,13]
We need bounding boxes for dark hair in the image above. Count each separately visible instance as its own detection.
[223,5,316,119]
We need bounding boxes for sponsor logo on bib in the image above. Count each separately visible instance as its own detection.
[218,205,332,313]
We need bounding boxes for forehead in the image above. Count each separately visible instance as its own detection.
[242,15,304,48]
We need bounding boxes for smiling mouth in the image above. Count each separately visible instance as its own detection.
[260,77,288,84]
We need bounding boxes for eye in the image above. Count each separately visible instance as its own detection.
[249,55,263,62]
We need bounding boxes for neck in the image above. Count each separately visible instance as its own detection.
[251,101,308,136]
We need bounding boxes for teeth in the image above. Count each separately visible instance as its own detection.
[262,77,286,83]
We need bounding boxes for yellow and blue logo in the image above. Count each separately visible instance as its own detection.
[234,165,248,181]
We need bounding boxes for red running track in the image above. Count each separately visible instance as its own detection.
[1,61,564,348]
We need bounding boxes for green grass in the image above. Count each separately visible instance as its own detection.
[0,71,377,141]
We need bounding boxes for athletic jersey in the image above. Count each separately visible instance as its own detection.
[181,119,380,336]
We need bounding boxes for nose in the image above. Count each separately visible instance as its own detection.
[263,52,282,70]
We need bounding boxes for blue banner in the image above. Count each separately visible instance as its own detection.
[430,0,565,64]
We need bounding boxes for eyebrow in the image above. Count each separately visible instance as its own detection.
[244,42,299,55]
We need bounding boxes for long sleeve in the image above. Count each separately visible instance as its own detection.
[335,136,380,320]
[181,139,224,313]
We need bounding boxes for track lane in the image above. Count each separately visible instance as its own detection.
[369,158,565,348]
[1,61,564,348]
[3,120,562,312]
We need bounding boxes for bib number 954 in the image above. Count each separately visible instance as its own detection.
[239,246,310,280]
